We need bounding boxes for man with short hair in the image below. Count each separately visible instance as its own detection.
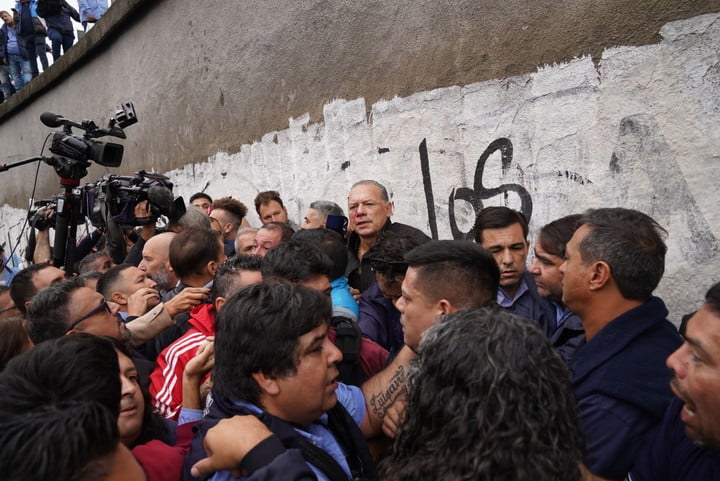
[26,277,127,344]
[77,251,115,275]
[358,231,423,353]
[301,200,344,230]
[561,207,682,480]
[254,190,298,229]
[9,262,65,314]
[97,264,160,319]
[528,213,585,364]
[0,335,146,481]
[262,240,388,384]
[474,206,555,334]
[629,281,720,481]
[234,227,258,255]
[397,240,500,352]
[138,231,178,294]
[210,196,249,257]
[185,283,378,481]
[252,222,294,257]
[151,255,263,420]
[346,180,429,292]
[189,192,213,212]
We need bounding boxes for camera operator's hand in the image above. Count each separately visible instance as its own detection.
[127,287,161,317]
[134,200,157,240]
[164,287,210,318]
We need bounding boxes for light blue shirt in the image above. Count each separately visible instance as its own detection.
[331,276,359,322]
[208,382,366,481]
[77,0,107,22]
[496,277,529,309]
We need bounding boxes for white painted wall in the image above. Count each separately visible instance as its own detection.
[2,12,719,321]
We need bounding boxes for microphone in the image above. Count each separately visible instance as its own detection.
[147,186,174,214]
[40,112,66,128]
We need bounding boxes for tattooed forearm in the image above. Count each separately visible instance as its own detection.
[369,365,406,419]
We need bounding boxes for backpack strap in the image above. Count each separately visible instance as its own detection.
[331,316,366,386]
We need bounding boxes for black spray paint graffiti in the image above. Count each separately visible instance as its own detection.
[420,138,533,240]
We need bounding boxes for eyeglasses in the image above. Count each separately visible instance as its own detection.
[66,299,112,332]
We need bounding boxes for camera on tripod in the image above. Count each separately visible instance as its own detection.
[41,102,138,183]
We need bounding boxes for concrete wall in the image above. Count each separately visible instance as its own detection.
[0,0,719,320]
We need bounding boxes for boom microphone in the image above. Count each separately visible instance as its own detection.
[40,112,66,128]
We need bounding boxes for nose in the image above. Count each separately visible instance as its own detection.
[120,373,137,397]
[666,344,687,378]
[253,245,264,256]
[394,295,406,313]
[327,337,343,364]
[559,259,567,275]
[500,248,513,266]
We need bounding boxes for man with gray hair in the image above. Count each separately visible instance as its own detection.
[347,180,429,292]
[234,227,259,255]
[301,200,345,230]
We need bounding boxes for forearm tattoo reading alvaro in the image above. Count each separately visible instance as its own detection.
[369,365,407,419]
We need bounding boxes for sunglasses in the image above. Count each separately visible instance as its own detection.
[66,299,112,332]
[368,260,408,277]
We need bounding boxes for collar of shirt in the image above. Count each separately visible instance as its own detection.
[496,278,529,308]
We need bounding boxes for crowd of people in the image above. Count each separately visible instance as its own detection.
[0,0,107,102]
[0,179,718,481]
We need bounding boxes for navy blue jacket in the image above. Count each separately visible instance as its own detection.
[358,282,403,354]
[629,397,720,481]
[571,296,682,480]
[44,2,80,33]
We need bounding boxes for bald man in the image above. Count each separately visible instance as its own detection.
[138,233,178,295]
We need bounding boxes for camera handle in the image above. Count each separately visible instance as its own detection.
[52,182,82,276]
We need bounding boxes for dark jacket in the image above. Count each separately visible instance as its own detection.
[44,2,79,33]
[184,390,375,481]
[358,282,403,354]
[347,219,430,292]
[0,23,28,61]
[571,296,682,480]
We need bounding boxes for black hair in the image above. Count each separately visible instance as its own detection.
[405,240,499,308]
[0,334,123,481]
[292,228,348,280]
[9,263,59,315]
[169,227,223,279]
[96,263,134,298]
[189,192,213,204]
[705,282,720,317]
[473,206,529,244]
[254,190,286,214]
[537,214,581,258]
[261,240,333,285]
[211,254,263,301]
[364,231,423,280]
[577,208,667,301]
[213,283,332,406]
[26,277,85,344]
[77,252,113,275]
[381,308,583,481]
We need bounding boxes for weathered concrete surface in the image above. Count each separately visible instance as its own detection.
[0,0,717,204]
[0,2,719,321]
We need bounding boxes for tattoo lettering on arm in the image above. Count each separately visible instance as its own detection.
[369,365,407,419]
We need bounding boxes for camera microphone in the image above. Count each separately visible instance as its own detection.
[147,186,174,213]
[40,112,66,128]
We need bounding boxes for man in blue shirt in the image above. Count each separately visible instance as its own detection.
[77,0,107,30]
[184,283,413,481]
[528,214,585,364]
[474,206,556,335]
[561,208,682,480]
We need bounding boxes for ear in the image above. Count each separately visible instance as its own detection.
[588,261,611,290]
[111,292,128,306]
[207,260,219,277]
[437,299,454,315]
[385,200,394,218]
[214,296,226,312]
[251,371,280,396]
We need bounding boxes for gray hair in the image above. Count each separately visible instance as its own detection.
[308,200,344,217]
